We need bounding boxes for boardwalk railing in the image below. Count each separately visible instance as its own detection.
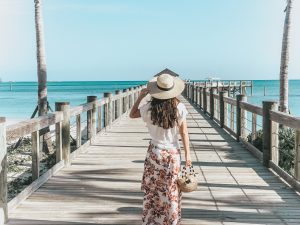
[0,84,145,224]
[184,82,300,191]
[186,80,253,95]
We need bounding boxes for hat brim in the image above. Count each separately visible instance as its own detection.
[147,77,185,100]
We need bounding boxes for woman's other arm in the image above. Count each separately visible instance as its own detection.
[179,119,192,166]
[129,88,148,118]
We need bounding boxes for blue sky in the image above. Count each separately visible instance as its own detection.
[0,0,300,81]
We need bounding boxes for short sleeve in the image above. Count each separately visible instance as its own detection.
[177,103,188,125]
[139,102,150,123]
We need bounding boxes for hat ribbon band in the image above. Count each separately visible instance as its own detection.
[157,82,175,91]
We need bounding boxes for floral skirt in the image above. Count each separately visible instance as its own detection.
[141,143,182,225]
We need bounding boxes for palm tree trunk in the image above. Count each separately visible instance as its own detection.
[34,0,47,116]
[279,0,292,113]
[34,0,53,153]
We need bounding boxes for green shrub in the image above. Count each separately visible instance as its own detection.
[247,130,263,151]
[247,128,295,175]
[278,128,295,175]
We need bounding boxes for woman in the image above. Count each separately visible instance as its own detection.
[129,73,191,225]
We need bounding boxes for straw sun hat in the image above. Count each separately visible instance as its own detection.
[147,74,185,100]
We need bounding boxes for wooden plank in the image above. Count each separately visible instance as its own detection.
[223,96,237,106]
[240,101,263,116]
[6,112,63,142]
[270,110,300,130]
[8,161,65,212]
[69,102,93,117]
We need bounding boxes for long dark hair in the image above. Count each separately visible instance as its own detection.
[149,97,179,129]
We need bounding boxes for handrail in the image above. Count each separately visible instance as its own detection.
[184,81,300,192]
[240,101,263,116]
[223,96,237,106]
[70,102,95,117]
[6,112,63,142]
[270,110,300,130]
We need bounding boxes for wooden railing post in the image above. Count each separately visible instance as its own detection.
[203,88,208,114]
[196,86,200,107]
[219,91,228,128]
[104,93,112,128]
[191,83,194,102]
[122,89,128,113]
[0,117,8,224]
[190,83,194,102]
[128,88,132,108]
[262,101,278,167]
[190,83,193,100]
[199,87,203,109]
[295,130,300,180]
[87,96,97,140]
[76,114,81,148]
[210,88,215,119]
[134,87,138,102]
[55,102,71,166]
[56,118,63,163]
[187,82,190,98]
[115,90,122,119]
[193,82,196,103]
[31,130,40,180]
[251,114,257,143]
[195,86,199,106]
[236,94,247,142]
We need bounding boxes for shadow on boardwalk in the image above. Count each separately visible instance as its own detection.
[8,96,300,225]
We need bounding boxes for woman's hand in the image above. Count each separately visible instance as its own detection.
[185,159,192,167]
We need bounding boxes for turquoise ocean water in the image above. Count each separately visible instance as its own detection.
[0,80,299,120]
[0,81,146,120]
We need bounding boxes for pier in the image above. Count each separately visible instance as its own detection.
[1,82,300,224]
[188,80,253,96]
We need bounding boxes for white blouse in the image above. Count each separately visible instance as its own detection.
[139,101,188,149]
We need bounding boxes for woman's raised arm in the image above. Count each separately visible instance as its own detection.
[129,88,148,118]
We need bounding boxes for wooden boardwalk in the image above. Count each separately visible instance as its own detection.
[8,96,300,225]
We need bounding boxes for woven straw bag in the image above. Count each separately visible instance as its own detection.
[177,165,198,192]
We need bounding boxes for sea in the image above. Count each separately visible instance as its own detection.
[0,81,146,121]
[0,80,299,122]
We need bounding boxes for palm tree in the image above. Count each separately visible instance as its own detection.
[34,0,53,153]
[279,0,293,113]
[34,0,48,116]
